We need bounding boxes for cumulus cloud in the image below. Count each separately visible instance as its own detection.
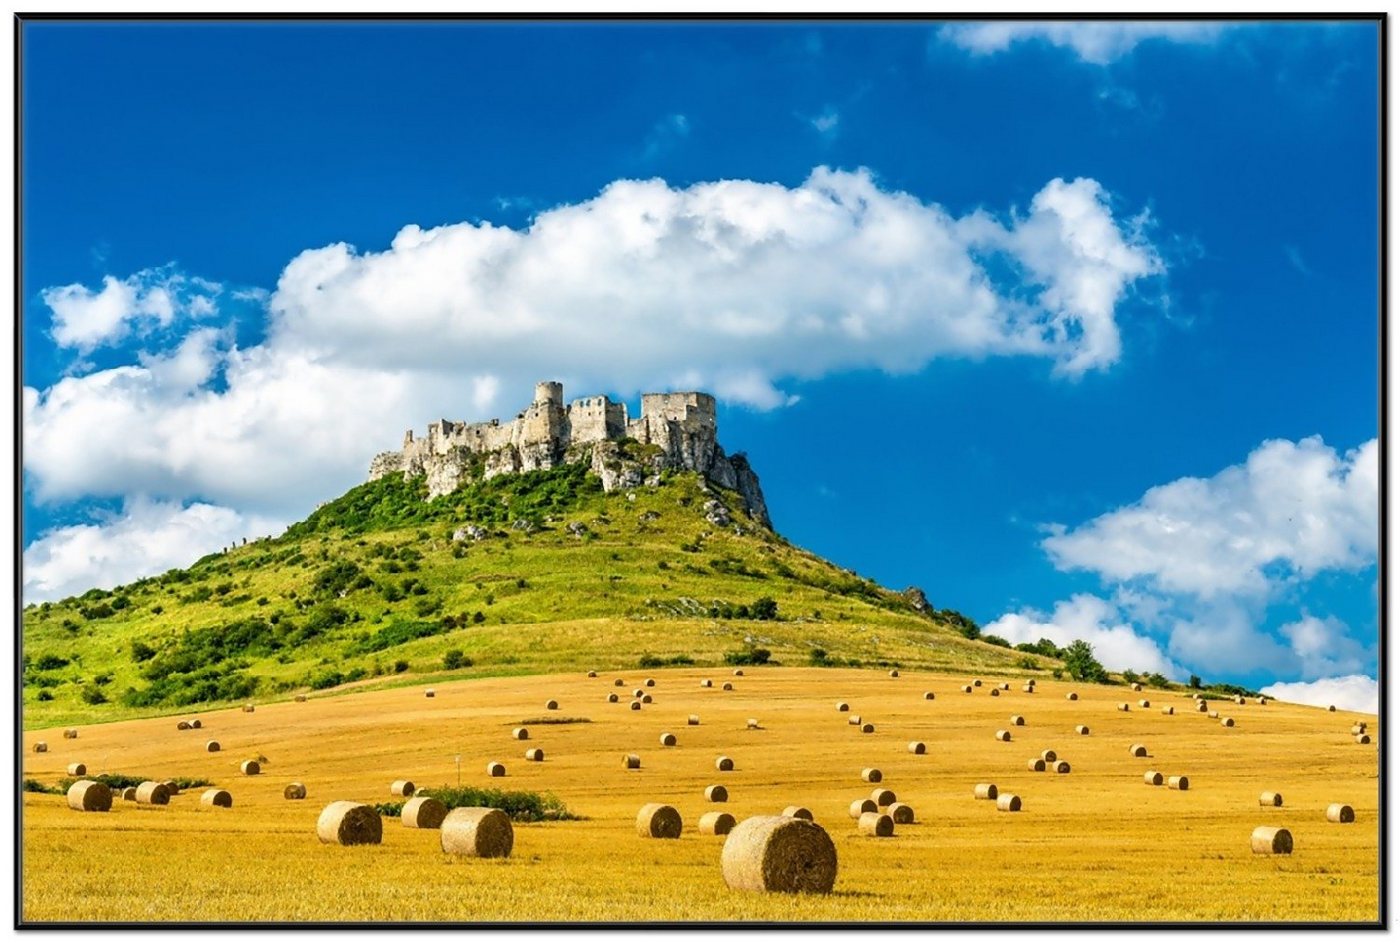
[938,21,1228,65]
[1044,436,1378,598]
[1260,675,1378,715]
[43,265,221,352]
[992,435,1378,688]
[22,497,285,603]
[25,167,1163,519]
[983,593,1182,677]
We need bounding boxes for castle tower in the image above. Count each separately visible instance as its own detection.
[534,381,564,408]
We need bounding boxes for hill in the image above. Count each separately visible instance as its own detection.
[22,461,1037,727]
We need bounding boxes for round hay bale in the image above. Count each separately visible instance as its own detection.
[705,784,728,802]
[1027,758,1046,772]
[177,720,191,731]
[284,782,307,800]
[1250,826,1292,855]
[660,732,677,747]
[701,679,713,688]
[241,760,261,776]
[995,794,1022,813]
[1196,702,1208,713]
[402,795,448,829]
[1326,803,1355,824]
[720,815,837,894]
[722,682,734,691]
[860,723,875,734]
[972,679,982,687]
[607,693,619,703]
[1131,683,1143,692]
[1118,703,1130,712]
[1023,684,1035,693]
[391,780,415,797]
[974,783,998,800]
[525,748,544,762]
[1208,710,1220,719]
[888,670,899,678]
[1351,723,1367,734]
[32,742,47,753]
[545,699,559,710]
[861,768,883,784]
[636,802,682,838]
[848,716,862,726]
[716,755,735,771]
[441,807,514,857]
[294,694,308,703]
[1144,770,1164,786]
[164,780,181,795]
[858,811,894,836]
[1162,707,1175,715]
[1234,695,1245,705]
[486,761,506,777]
[781,805,814,821]
[887,802,915,825]
[907,741,926,755]
[63,728,79,740]
[688,715,700,726]
[733,669,744,676]
[206,740,221,752]
[316,801,382,846]
[1130,744,1148,758]
[961,685,973,693]
[632,689,644,698]
[1259,791,1283,807]
[1076,725,1090,735]
[836,701,849,711]
[66,780,111,812]
[66,763,86,776]
[641,694,653,704]
[989,689,1000,698]
[200,789,232,809]
[746,718,761,729]
[1011,715,1025,726]
[1256,697,1266,705]
[645,678,656,687]
[135,781,170,805]
[1221,717,1235,728]
[190,719,202,729]
[870,788,896,807]
[622,753,641,769]
[699,811,736,835]
[1328,705,1337,712]
[849,798,877,818]
[1168,776,1189,790]
[1053,761,1071,774]
[999,682,1010,691]
[513,727,530,741]
[1356,734,1372,744]
[1040,749,1057,763]
[424,690,435,699]
[615,678,625,687]
[1138,699,1151,708]
[121,787,136,801]
[994,730,1011,742]
[1066,692,1079,701]
[630,700,642,711]
[587,670,597,678]
[242,704,255,713]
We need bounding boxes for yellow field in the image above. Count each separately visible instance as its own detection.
[21,668,1379,923]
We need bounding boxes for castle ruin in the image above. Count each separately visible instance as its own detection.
[368,381,770,527]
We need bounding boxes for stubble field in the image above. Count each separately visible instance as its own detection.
[21,667,1379,923]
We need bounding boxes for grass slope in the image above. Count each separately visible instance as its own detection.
[23,462,1037,728]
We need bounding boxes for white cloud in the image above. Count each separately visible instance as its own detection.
[25,168,1163,519]
[1260,675,1378,715]
[1278,614,1370,679]
[1043,436,1378,598]
[983,593,1182,677]
[938,21,1228,65]
[42,266,221,352]
[809,107,840,136]
[22,497,285,603]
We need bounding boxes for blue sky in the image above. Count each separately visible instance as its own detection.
[20,19,1380,708]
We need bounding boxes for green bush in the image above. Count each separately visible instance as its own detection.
[415,785,579,822]
[638,653,695,668]
[1062,640,1107,684]
[443,649,472,670]
[724,648,771,666]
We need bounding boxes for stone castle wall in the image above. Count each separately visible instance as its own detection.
[368,381,769,527]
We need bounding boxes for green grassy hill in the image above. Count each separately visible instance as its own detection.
[22,461,1048,727]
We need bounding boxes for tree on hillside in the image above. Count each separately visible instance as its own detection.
[1062,640,1107,683]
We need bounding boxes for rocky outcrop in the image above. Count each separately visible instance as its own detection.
[371,380,772,527]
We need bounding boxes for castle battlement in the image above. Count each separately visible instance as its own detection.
[368,381,768,526]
